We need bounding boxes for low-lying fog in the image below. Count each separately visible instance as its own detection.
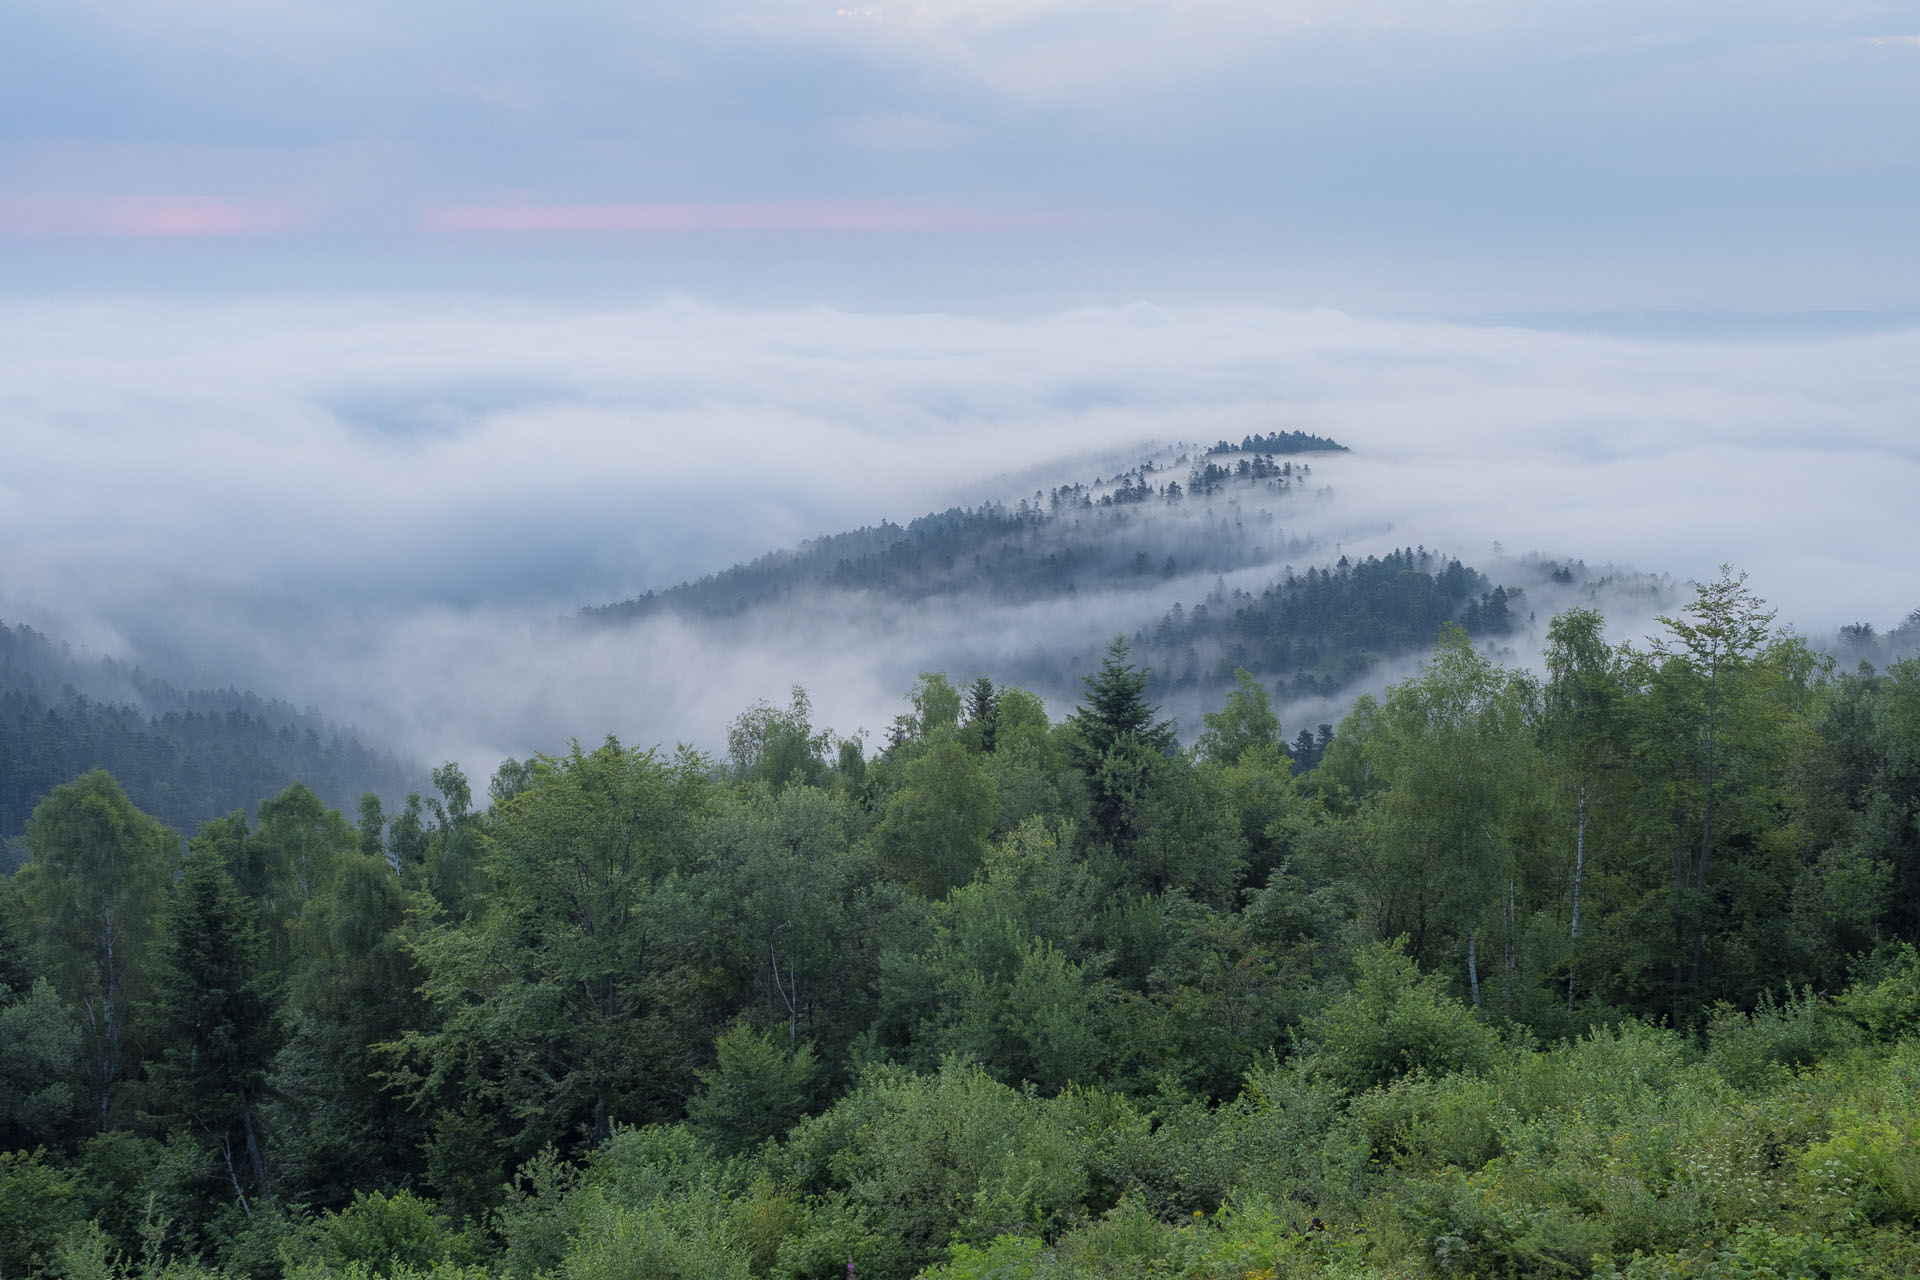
[4,298,1916,775]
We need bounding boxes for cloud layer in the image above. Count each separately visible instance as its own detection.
[3,298,1915,773]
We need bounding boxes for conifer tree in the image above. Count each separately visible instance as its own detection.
[150,850,280,1212]
[964,676,1000,752]
[1069,637,1175,766]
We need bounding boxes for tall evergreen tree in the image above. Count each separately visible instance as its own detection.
[150,850,280,1213]
[964,676,1000,753]
[1070,637,1178,855]
[1070,637,1176,765]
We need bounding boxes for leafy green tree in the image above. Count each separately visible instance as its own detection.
[1648,566,1779,993]
[242,783,360,960]
[149,850,281,1214]
[392,740,714,1158]
[688,1019,822,1155]
[0,875,41,1005]
[1195,668,1282,766]
[1541,607,1629,1004]
[276,846,424,1205]
[424,762,487,916]
[1092,741,1246,901]
[910,672,964,740]
[0,976,79,1149]
[873,730,997,899]
[1852,657,1920,943]
[15,770,178,1127]
[1360,626,1539,1008]
[0,1148,79,1280]
[691,779,873,1067]
[728,688,832,791]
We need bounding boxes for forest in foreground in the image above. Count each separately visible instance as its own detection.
[3,569,1918,1280]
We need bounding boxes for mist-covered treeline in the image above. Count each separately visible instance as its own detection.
[582,445,1336,623]
[578,441,1538,732]
[1128,548,1518,700]
[3,568,1919,1279]
[0,622,417,850]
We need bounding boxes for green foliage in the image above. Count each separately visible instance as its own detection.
[688,1020,822,1156]
[0,1148,79,1280]
[16,769,179,1127]
[1195,669,1282,767]
[307,1191,468,1277]
[1302,940,1502,1094]
[148,850,280,1207]
[1071,637,1176,768]
[1598,1222,1913,1280]
[12,580,1920,1280]
[873,729,997,898]
[1838,945,1920,1041]
[1706,987,1861,1088]
[0,976,80,1146]
[729,688,832,791]
[390,739,716,1160]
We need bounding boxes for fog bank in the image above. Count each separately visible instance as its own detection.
[4,298,1915,772]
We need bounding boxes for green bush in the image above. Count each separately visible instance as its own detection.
[1302,941,1502,1094]
[308,1190,468,1277]
[689,1020,822,1157]
[0,1148,78,1280]
[1707,988,1861,1089]
[1838,945,1920,1042]
[1598,1222,1908,1279]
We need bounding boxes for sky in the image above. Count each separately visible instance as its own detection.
[4,1,1919,310]
[3,1,1919,770]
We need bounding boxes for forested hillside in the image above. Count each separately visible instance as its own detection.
[582,447,1337,623]
[0,621,417,850]
[3,568,1918,1279]
[579,437,1556,721]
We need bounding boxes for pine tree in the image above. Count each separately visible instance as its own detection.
[1071,638,1178,854]
[151,850,281,1213]
[1070,637,1175,766]
[964,676,1000,752]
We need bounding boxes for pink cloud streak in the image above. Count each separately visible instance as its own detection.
[0,195,304,237]
[419,201,1060,234]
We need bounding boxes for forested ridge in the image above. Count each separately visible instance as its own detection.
[580,448,1336,624]
[0,621,418,852]
[4,569,1920,1279]
[578,438,1544,717]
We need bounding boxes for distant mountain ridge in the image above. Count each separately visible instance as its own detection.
[578,435,1573,734]
[0,619,417,848]
[585,444,1336,622]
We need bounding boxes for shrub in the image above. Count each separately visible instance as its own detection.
[1302,940,1502,1094]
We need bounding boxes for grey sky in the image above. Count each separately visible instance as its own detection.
[4,1,1917,310]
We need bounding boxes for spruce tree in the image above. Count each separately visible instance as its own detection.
[1071,637,1177,854]
[151,850,280,1211]
[1070,637,1175,766]
[964,676,1000,752]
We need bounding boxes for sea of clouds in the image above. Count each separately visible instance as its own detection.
[4,297,1915,773]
